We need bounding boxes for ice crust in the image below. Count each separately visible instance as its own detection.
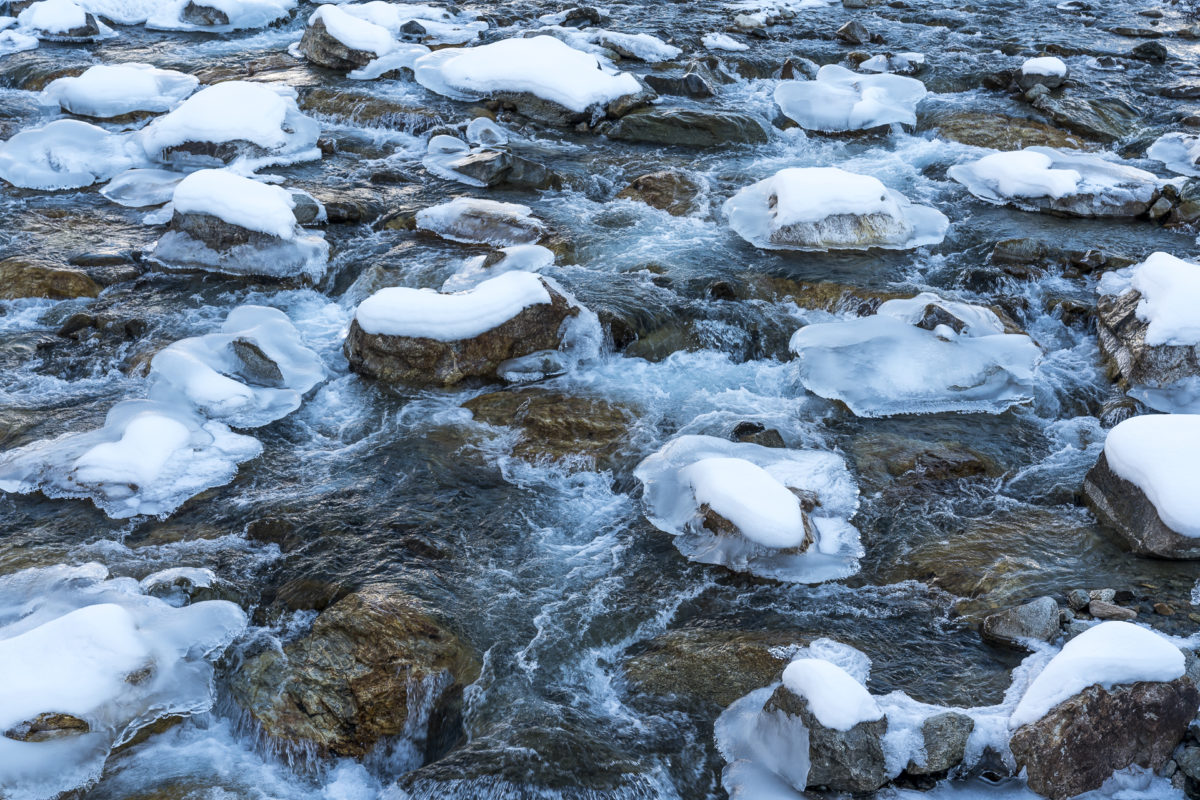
[774,65,927,132]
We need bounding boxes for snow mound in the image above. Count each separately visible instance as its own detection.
[339,1,484,44]
[310,3,395,55]
[41,64,198,119]
[415,197,546,246]
[17,0,109,38]
[414,35,642,113]
[0,119,143,190]
[1011,621,1184,728]
[1101,252,1200,347]
[0,24,39,56]
[703,31,749,51]
[789,293,1041,416]
[1021,56,1067,77]
[774,64,926,132]
[149,305,325,428]
[1104,414,1200,538]
[146,0,294,31]
[355,270,553,340]
[0,400,261,519]
[634,435,862,583]
[1147,132,1200,178]
[0,563,246,800]
[441,244,555,292]
[172,169,298,239]
[539,25,681,62]
[948,147,1162,216]
[781,658,883,731]
[138,82,320,170]
[724,167,948,251]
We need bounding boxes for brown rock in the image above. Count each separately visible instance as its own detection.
[927,113,1088,150]
[1010,677,1199,800]
[0,258,100,300]
[231,587,479,758]
[4,712,89,742]
[616,170,705,216]
[298,18,376,71]
[1089,599,1138,620]
[344,278,579,387]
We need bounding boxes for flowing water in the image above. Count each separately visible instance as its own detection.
[3,0,1200,797]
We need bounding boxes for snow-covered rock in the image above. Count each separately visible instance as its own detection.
[724,167,948,251]
[538,25,681,63]
[1017,56,1068,90]
[947,147,1163,217]
[789,293,1041,416]
[337,0,484,45]
[0,399,261,519]
[1084,414,1200,558]
[41,64,198,119]
[703,31,749,51]
[441,243,555,292]
[1096,252,1200,414]
[300,4,395,71]
[345,271,594,386]
[774,65,926,132]
[858,51,924,75]
[17,0,107,40]
[146,0,294,31]
[413,35,650,125]
[0,119,143,190]
[1009,622,1196,800]
[416,197,547,246]
[149,305,325,428]
[138,81,320,170]
[634,435,862,583]
[151,170,329,282]
[0,563,246,800]
[1147,132,1200,178]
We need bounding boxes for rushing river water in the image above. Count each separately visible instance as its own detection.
[3,0,1200,798]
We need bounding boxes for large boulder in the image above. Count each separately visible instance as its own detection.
[907,711,974,776]
[344,272,581,387]
[1010,677,1199,799]
[603,109,769,147]
[1028,93,1141,144]
[299,17,376,72]
[1097,287,1200,392]
[232,587,479,758]
[1083,450,1200,559]
[762,677,890,793]
[0,257,99,299]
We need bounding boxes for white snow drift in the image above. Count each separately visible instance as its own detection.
[1103,414,1200,538]
[774,65,926,132]
[634,435,862,583]
[0,119,142,190]
[724,167,948,251]
[41,64,198,119]
[789,293,1042,416]
[149,305,325,428]
[0,563,246,800]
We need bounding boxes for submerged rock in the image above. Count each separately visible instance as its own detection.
[981,596,1059,650]
[922,111,1086,150]
[603,108,769,147]
[0,257,99,299]
[1028,94,1141,143]
[616,169,705,216]
[415,197,547,247]
[232,587,479,758]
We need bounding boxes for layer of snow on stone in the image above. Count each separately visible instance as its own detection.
[339,1,484,44]
[18,0,88,32]
[1105,252,1200,346]
[1104,414,1200,538]
[150,305,325,428]
[42,64,198,118]
[138,82,319,169]
[173,170,298,240]
[781,658,883,731]
[543,26,681,62]
[1148,132,1200,178]
[310,3,395,55]
[948,147,1161,207]
[790,293,1041,416]
[634,435,862,584]
[724,167,948,251]
[0,563,246,800]
[415,197,545,246]
[146,0,294,30]
[0,400,261,519]
[0,119,143,190]
[680,457,807,548]
[703,31,749,51]
[414,35,642,112]
[1010,621,1184,728]
[442,244,555,292]
[774,65,926,131]
[355,270,552,340]
[859,52,924,74]
[1021,55,1067,77]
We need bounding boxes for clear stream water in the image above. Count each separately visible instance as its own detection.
[2,0,1200,797]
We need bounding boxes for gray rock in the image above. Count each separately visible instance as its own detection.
[289,191,324,226]
[615,169,705,216]
[643,72,716,99]
[231,338,285,387]
[730,421,786,448]
[1089,600,1138,620]
[1176,745,1200,781]
[1131,41,1168,62]
[1084,450,1200,559]
[1098,286,1200,393]
[604,108,769,147]
[763,684,890,793]
[1029,94,1141,143]
[1088,588,1116,604]
[1010,676,1199,800]
[836,20,870,44]
[907,712,974,775]
[1067,588,1091,610]
[181,0,228,25]
[299,18,376,71]
[441,150,562,190]
[982,597,1060,649]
